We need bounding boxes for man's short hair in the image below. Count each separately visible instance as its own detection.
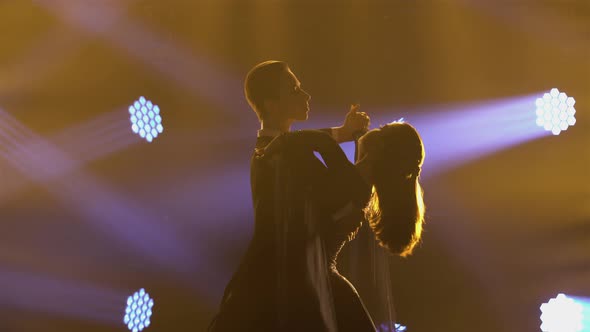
[244,60,288,121]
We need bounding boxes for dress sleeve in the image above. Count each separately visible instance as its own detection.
[258,130,370,225]
[282,130,371,220]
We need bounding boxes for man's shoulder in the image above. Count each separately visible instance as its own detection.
[255,136,274,149]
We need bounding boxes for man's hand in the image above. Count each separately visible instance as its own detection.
[333,104,370,143]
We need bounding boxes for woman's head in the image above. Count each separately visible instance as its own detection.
[359,122,425,257]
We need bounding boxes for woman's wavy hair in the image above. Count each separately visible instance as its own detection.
[363,122,425,257]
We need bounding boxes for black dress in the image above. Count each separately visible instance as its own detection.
[209,130,376,332]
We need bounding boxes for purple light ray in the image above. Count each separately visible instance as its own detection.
[0,108,139,203]
[304,95,550,176]
[0,110,225,298]
[51,108,131,148]
[0,26,83,96]
[410,95,550,177]
[156,165,254,297]
[0,268,124,325]
[165,165,253,233]
[36,0,248,114]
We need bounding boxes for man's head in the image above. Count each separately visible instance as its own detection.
[244,60,311,124]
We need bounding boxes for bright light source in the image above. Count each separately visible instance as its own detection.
[535,89,576,135]
[378,322,407,331]
[124,288,154,332]
[540,293,583,332]
[129,96,164,142]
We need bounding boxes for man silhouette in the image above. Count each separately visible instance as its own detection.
[209,60,370,331]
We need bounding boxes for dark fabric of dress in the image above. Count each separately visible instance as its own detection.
[208,130,376,332]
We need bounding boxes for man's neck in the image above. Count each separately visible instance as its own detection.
[260,119,292,134]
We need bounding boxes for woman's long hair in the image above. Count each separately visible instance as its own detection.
[363,122,425,257]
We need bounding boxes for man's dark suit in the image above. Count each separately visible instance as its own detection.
[209,130,375,331]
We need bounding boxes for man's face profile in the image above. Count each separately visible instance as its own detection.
[276,68,311,122]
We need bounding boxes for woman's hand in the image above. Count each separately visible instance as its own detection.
[334,104,370,142]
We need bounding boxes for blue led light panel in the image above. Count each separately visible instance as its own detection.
[129,96,164,142]
[124,288,154,332]
[535,88,576,135]
[540,293,583,332]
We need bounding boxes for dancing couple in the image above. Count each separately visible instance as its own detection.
[208,61,426,332]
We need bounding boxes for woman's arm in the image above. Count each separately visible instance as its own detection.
[285,131,371,220]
